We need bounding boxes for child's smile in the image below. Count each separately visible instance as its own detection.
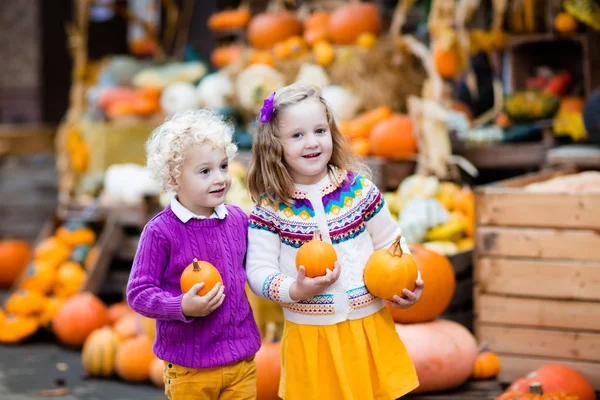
[280,99,333,185]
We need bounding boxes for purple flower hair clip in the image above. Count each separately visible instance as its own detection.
[259,92,276,123]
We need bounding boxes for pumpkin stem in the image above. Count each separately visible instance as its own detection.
[387,235,404,257]
[312,230,322,241]
[193,258,201,272]
[529,382,543,394]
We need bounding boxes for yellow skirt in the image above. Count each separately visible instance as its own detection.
[279,307,419,400]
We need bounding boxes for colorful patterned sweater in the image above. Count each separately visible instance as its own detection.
[246,169,410,325]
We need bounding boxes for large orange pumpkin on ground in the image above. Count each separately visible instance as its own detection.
[255,324,281,400]
[180,258,223,296]
[247,12,302,50]
[364,235,418,300]
[387,244,455,323]
[115,335,155,382]
[0,239,32,287]
[81,327,120,377]
[395,319,478,393]
[52,292,109,347]
[295,230,337,278]
[327,2,381,45]
[369,114,417,160]
[506,364,595,400]
[107,302,131,326]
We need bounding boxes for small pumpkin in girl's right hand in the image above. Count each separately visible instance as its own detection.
[364,235,418,300]
[180,258,223,296]
[295,230,338,278]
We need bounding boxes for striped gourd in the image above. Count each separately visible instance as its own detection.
[81,327,120,377]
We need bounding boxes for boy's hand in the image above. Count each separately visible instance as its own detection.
[181,282,225,317]
[386,278,424,309]
[289,261,341,301]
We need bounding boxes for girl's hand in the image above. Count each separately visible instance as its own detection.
[386,278,424,309]
[181,282,226,317]
[289,261,341,301]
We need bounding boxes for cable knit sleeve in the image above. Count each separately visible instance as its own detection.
[126,224,192,322]
[246,204,297,304]
[362,177,411,255]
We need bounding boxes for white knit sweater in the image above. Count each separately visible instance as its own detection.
[246,169,410,325]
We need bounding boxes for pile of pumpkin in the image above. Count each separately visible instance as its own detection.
[209,2,382,71]
[338,105,417,160]
[383,174,475,256]
[0,221,99,344]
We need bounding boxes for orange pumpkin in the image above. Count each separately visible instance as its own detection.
[327,3,381,45]
[18,260,56,294]
[113,313,139,342]
[39,296,65,327]
[55,221,96,247]
[312,40,335,66]
[369,114,417,159]
[347,106,393,139]
[295,230,337,278]
[395,319,478,393]
[81,327,120,377]
[53,261,87,298]
[180,258,223,296]
[0,239,31,287]
[115,335,155,382]
[107,302,131,326]
[5,289,45,317]
[303,11,330,46]
[34,236,71,269]
[210,44,243,68]
[506,364,595,400]
[207,8,252,31]
[52,292,109,347]
[498,382,579,400]
[248,12,302,50]
[0,314,39,344]
[434,47,461,79]
[249,50,275,67]
[149,357,165,388]
[256,324,281,400]
[364,235,418,300]
[387,244,456,323]
[350,138,370,157]
[471,350,501,379]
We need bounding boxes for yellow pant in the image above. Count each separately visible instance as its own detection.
[163,357,256,400]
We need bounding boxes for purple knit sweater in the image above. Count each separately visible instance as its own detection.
[126,204,261,369]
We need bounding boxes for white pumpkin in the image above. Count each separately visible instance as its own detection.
[295,63,330,89]
[196,72,234,110]
[321,85,361,122]
[160,82,199,115]
[235,64,284,113]
[399,198,449,243]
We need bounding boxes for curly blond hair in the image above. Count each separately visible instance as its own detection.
[247,82,369,204]
[146,109,237,193]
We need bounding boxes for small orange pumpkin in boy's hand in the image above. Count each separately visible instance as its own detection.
[295,230,337,278]
[180,258,223,296]
[364,235,418,300]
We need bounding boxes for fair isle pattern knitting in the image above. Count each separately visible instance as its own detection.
[246,169,409,325]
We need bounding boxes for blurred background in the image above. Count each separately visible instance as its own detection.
[0,0,599,399]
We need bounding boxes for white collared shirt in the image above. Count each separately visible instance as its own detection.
[170,196,228,223]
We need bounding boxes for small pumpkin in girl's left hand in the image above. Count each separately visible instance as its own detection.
[364,235,419,301]
[471,349,501,380]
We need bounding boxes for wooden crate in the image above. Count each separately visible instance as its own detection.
[473,167,600,389]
